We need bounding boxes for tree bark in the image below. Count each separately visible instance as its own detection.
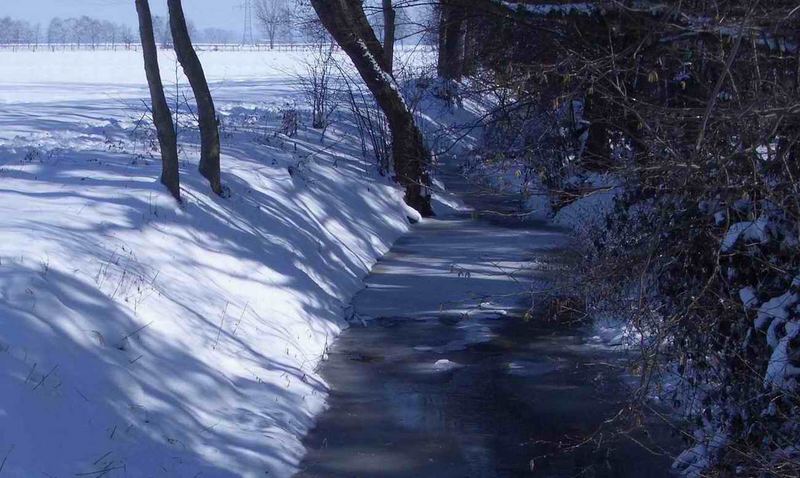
[311,0,433,216]
[437,5,448,75]
[461,14,476,76]
[167,0,224,195]
[437,1,466,80]
[382,0,396,73]
[135,0,180,201]
[582,93,611,171]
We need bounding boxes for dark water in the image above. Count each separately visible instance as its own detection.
[296,162,679,477]
[295,312,678,478]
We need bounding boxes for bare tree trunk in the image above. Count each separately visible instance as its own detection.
[461,13,476,76]
[166,0,224,195]
[437,4,447,75]
[341,0,390,72]
[437,1,465,80]
[135,0,180,201]
[582,93,611,171]
[311,0,433,216]
[382,0,396,73]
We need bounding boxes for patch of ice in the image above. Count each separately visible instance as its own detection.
[506,360,560,377]
[433,359,462,371]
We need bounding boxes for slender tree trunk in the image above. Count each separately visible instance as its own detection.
[462,16,476,76]
[437,3,448,76]
[582,93,611,171]
[382,0,396,73]
[311,0,433,216]
[166,0,224,195]
[135,0,180,201]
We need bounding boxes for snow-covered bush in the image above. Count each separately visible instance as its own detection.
[296,42,339,130]
[454,1,800,474]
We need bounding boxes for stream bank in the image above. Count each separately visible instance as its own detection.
[296,163,679,477]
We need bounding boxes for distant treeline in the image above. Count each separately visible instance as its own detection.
[0,16,240,48]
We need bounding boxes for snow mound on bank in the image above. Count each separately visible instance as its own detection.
[0,50,411,477]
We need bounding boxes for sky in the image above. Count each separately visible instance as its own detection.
[1,0,247,31]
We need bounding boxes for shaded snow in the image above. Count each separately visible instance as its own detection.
[554,173,622,235]
[721,216,771,252]
[673,430,729,478]
[739,286,759,309]
[756,290,797,332]
[765,320,800,391]
[0,49,415,477]
[502,2,596,16]
[756,276,800,391]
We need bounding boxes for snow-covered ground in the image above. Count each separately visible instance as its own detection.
[0,49,420,477]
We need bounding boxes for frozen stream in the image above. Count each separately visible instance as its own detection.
[296,165,678,477]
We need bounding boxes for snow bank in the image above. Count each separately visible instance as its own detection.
[721,216,771,252]
[0,50,411,477]
[757,277,800,392]
[503,2,596,16]
[553,173,622,234]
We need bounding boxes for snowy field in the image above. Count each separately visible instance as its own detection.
[0,49,423,476]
